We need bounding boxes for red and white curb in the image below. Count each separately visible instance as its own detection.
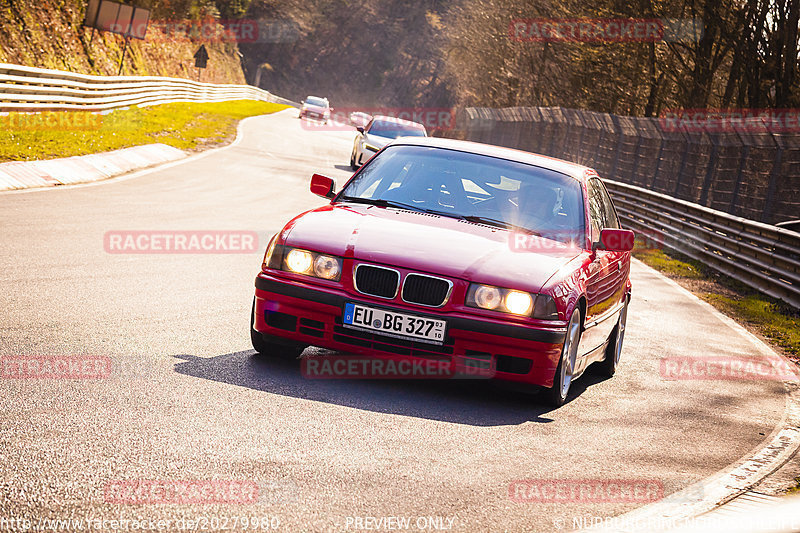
[0,109,296,194]
[0,143,187,191]
[0,143,186,191]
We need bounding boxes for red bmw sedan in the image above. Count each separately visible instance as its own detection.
[252,137,634,406]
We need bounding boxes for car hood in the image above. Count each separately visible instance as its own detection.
[282,204,582,293]
[364,134,393,148]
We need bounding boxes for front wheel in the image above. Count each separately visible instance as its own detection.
[250,300,305,359]
[545,308,582,407]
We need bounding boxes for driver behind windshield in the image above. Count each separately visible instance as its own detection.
[516,183,559,233]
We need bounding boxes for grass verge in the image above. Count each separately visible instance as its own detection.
[0,100,289,162]
[634,246,800,359]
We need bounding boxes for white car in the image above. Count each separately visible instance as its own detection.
[350,115,427,169]
[349,111,372,129]
[299,96,331,123]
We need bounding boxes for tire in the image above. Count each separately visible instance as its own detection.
[350,149,358,170]
[598,297,628,378]
[545,308,582,407]
[250,300,305,359]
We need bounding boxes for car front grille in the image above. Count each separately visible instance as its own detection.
[402,273,452,307]
[354,264,399,299]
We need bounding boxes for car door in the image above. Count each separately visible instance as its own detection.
[595,178,629,306]
[577,178,624,367]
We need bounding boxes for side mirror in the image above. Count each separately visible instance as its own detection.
[595,228,635,252]
[310,173,336,199]
[356,126,365,134]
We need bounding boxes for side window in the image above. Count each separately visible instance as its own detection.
[587,180,605,244]
[595,180,620,229]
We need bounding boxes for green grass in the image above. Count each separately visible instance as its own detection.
[786,477,800,495]
[633,247,704,279]
[634,246,800,358]
[705,294,800,357]
[0,100,289,162]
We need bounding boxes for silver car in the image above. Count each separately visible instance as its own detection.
[350,115,427,169]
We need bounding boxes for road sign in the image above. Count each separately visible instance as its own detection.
[194,45,209,69]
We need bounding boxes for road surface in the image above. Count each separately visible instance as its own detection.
[0,109,789,532]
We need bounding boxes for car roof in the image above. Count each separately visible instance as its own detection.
[386,136,594,180]
[370,115,426,129]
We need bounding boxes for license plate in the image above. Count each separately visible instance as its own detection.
[342,303,446,345]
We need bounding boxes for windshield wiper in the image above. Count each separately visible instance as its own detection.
[336,196,428,213]
[459,215,542,236]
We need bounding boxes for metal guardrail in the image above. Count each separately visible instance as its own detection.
[606,179,800,309]
[0,63,299,110]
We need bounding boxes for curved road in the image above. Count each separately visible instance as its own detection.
[0,109,789,532]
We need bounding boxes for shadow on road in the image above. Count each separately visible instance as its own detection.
[332,164,355,173]
[172,350,609,426]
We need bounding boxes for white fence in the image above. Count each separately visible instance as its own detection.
[0,63,298,111]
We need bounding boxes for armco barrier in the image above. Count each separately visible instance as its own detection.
[0,63,299,111]
[440,107,800,226]
[606,179,800,309]
[437,107,800,309]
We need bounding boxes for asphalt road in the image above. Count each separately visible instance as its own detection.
[0,109,790,532]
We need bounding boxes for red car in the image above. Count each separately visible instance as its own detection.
[252,137,633,406]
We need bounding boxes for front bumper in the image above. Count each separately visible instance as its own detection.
[254,273,566,387]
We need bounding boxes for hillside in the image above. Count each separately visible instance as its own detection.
[0,0,245,83]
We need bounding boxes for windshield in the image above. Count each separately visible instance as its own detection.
[337,145,585,244]
[367,120,427,139]
[305,97,327,107]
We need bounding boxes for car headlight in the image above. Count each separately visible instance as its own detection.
[473,285,502,310]
[286,249,313,274]
[466,283,538,317]
[505,291,533,315]
[313,254,341,280]
[268,245,343,282]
